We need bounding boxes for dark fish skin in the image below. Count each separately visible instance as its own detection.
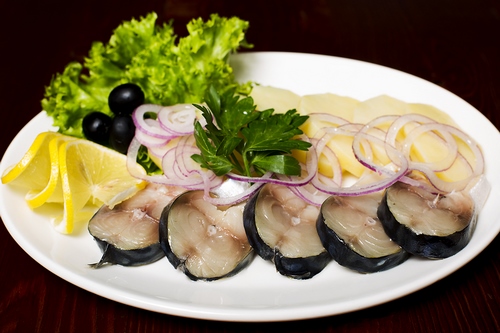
[88,183,185,268]
[159,190,254,281]
[273,251,332,280]
[377,188,476,259]
[243,185,331,280]
[88,205,165,268]
[90,237,164,268]
[316,212,409,273]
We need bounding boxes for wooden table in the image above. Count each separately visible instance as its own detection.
[0,0,498,331]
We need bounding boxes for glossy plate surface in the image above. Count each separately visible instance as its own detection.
[1,52,499,322]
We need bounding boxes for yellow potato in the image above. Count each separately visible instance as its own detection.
[407,103,457,126]
[298,93,358,120]
[399,103,467,180]
[250,85,470,182]
[353,95,409,125]
[295,93,362,177]
[250,85,301,113]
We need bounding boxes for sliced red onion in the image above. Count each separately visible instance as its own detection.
[353,129,407,176]
[402,122,458,172]
[289,182,330,206]
[385,113,438,147]
[157,104,198,136]
[311,127,410,196]
[161,148,214,189]
[407,124,484,193]
[132,104,173,139]
[128,100,486,205]
[126,138,172,184]
[307,112,350,126]
[311,167,407,196]
[203,179,264,206]
[135,120,173,148]
[309,136,343,187]
[148,144,171,159]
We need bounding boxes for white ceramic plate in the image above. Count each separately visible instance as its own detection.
[1,52,499,322]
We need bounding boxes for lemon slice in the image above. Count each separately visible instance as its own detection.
[1,132,69,208]
[57,139,147,234]
[2,131,60,186]
[26,135,75,208]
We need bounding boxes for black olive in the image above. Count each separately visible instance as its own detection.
[109,115,136,154]
[82,112,113,145]
[108,83,145,115]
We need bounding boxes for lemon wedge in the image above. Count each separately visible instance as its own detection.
[3,131,147,234]
[2,131,60,186]
[1,132,69,208]
[57,139,146,234]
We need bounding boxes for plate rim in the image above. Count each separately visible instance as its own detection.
[1,51,499,322]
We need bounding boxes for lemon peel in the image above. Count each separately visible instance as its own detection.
[2,131,146,234]
[1,132,69,208]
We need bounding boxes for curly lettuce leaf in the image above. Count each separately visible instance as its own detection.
[85,12,169,79]
[41,62,110,137]
[42,12,252,140]
[126,14,252,105]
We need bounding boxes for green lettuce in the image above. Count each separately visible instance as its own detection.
[41,12,252,139]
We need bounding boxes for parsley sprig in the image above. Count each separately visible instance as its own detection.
[191,86,311,177]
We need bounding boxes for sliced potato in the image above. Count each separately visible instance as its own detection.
[250,85,301,113]
[407,103,457,126]
[298,93,358,120]
[248,85,469,182]
[353,95,409,125]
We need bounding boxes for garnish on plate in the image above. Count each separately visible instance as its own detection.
[191,86,312,177]
[41,12,253,172]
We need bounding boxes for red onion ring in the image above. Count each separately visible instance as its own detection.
[134,120,173,148]
[128,98,487,206]
[157,104,198,136]
[407,124,484,193]
[132,104,172,139]
[402,122,458,172]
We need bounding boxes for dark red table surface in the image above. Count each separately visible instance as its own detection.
[0,0,499,332]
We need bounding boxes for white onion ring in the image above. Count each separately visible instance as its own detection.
[290,182,330,206]
[134,120,173,148]
[307,112,350,126]
[157,104,198,136]
[129,100,486,206]
[132,104,172,139]
[310,136,343,187]
[407,124,484,193]
[402,122,459,172]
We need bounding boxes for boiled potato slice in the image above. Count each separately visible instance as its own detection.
[297,93,362,177]
[407,103,457,126]
[249,85,468,182]
[298,93,358,120]
[353,95,409,125]
[250,85,301,113]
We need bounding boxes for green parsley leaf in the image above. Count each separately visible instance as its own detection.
[192,86,311,177]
